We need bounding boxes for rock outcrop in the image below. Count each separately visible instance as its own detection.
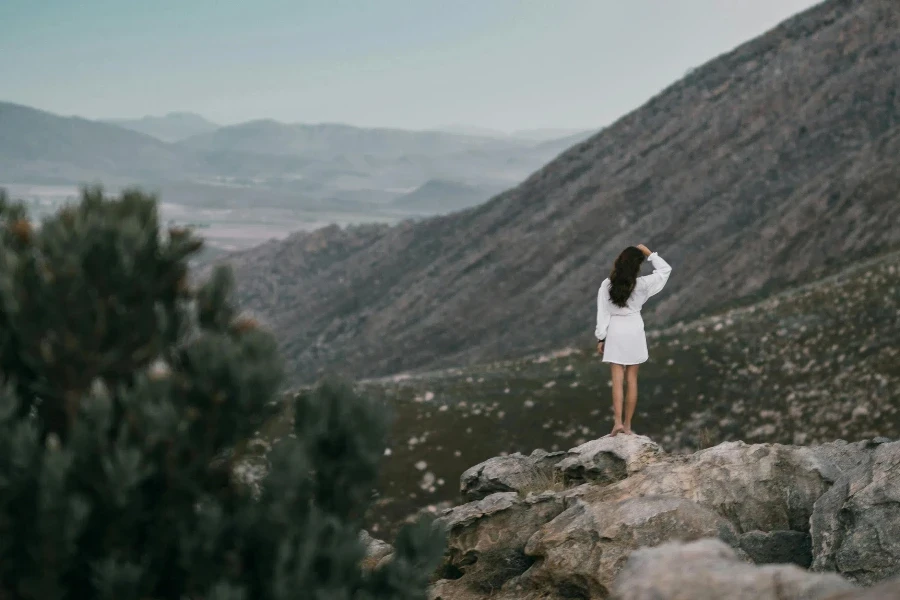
[554,434,662,486]
[810,440,900,585]
[360,529,393,570]
[613,539,856,600]
[424,435,900,600]
[460,448,565,501]
[521,497,739,598]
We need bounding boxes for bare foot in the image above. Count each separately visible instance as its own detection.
[610,423,626,437]
[624,426,634,435]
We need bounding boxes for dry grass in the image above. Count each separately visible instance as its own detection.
[696,427,717,452]
[516,468,567,498]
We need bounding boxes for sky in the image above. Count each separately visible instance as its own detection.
[1,0,822,132]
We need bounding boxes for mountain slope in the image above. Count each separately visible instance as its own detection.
[391,179,507,215]
[178,120,529,158]
[220,0,900,385]
[0,102,197,183]
[258,247,900,534]
[2,104,583,218]
[103,112,219,142]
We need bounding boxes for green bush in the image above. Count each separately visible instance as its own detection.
[0,186,444,599]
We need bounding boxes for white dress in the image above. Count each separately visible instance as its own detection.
[595,252,672,365]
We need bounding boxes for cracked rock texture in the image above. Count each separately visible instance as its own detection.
[425,435,899,599]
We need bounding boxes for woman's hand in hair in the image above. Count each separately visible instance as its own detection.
[636,244,652,257]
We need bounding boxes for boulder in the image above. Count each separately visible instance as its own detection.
[460,448,565,501]
[612,538,857,600]
[434,491,565,579]
[738,530,812,567]
[429,436,897,600]
[521,497,739,599]
[811,441,900,585]
[554,434,662,486]
[359,529,393,570]
[581,441,838,533]
[823,576,900,599]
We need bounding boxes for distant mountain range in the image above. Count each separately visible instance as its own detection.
[217,0,900,385]
[0,102,199,185]
[391,179,508,215]
[435,124,594,142]
[103,112,219,142]
[0,103,594,216]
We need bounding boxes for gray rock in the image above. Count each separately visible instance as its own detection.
[612,538,857,600]
[521,497,739,599]
[807,439,879,481]
[429,436,897,600]
[359,529,393,570]
[554,434,663,486]
[460,449,565,501]
[823,575,900,599]
[738,530,812,567]
[581,441,837,533]
[434,491,564,578]
[811,441,900,585]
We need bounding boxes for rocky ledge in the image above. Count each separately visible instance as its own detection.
[366,434,900,599]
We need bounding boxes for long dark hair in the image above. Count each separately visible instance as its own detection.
[609,246,646,307]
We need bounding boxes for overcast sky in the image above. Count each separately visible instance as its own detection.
[1,0,822,131]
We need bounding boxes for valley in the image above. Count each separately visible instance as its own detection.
[220,0,900,386]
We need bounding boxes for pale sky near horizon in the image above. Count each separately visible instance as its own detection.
[1,0,822,131]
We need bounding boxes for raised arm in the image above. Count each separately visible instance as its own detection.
[639,251,672,297]
[595,279,611,342]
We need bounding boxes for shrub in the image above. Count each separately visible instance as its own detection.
[0,186,444,600]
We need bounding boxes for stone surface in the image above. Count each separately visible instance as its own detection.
[612,538,857,600]
[823,576,900,599]
[581,441,840,533]
[738,530,812,567]
[359,529,393,570]
[428,436,900,600]
[811,441,900,585]
[460,448,565,501]
[521,497,739,599]
[435,491,564,578]
[554,434,663,486]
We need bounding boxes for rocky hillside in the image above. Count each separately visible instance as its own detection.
[221,0,900,384]
[242,246,898,538]
[408,433,900,599]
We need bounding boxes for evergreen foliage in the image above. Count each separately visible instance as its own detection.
[0,187,444,599]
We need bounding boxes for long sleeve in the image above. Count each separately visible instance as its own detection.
[595,281,610,341]
[640,251,672,297]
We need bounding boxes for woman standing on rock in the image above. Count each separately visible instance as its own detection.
[595,244,672,436]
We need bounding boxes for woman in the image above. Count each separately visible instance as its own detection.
[595,244,672,436]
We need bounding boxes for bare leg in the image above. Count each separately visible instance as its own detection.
[624,364,639,434]
[609,364,626,436]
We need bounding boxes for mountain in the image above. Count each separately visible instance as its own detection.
[103,112,219,142]
[391,179,507,215]
[431,124,510,138]
[510,127,593,141]
[218,0,900,385]
[0,102,200,184]
[176,119,586,204]
[177,120,527,159]
[2,103,585,227]
[433,125,595,142]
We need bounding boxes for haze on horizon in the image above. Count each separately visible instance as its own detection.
[2,0,821,132]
